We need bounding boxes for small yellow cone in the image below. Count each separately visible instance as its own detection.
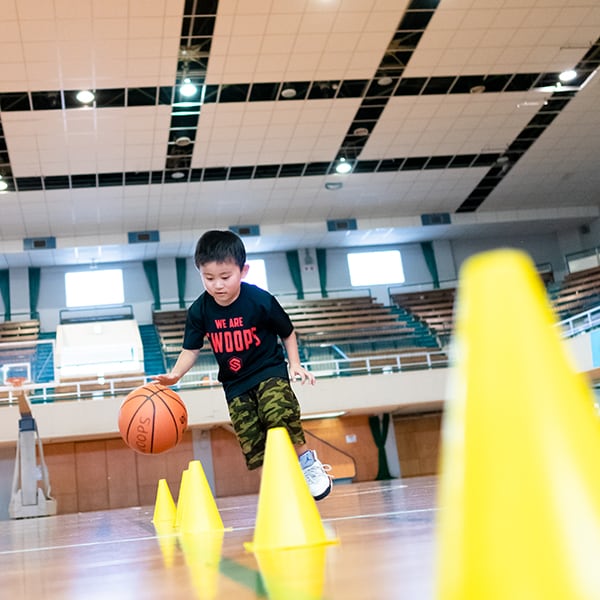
[255,545,328,600]
[180,530,225,600]
[180,460,225,533]
[244,427,338,551]
[152,478,177,526]
[175,469,189,530]
[436,249,600,599]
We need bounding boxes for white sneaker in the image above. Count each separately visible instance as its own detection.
[300,450,333,501]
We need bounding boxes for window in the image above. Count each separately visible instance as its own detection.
[245,259,268,290]
[347,250,405,286]
[65,269,125,307]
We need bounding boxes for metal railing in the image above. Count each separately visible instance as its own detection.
[0,347,449,406]
[559,305,600,338]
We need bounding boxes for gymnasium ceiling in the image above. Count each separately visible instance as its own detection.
[0,0,599,268]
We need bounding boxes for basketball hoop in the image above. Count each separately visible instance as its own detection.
[6,377,27,388]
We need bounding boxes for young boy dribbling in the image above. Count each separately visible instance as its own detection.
[153,230,333,500]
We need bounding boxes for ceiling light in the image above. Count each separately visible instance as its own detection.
[353,127,369,136]
[559,69,577,82]
[469,85,486,94]
[180,78,198,97]
[281,87,297,99]
[76,90,95,104]
[335,158,352,174]
[377,76,393,86]
[325,182,343,190]
[0,180,7,191]
[174,136,192,146]
[171,171,186,179]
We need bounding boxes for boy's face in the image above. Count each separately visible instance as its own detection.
[199,259,249,306]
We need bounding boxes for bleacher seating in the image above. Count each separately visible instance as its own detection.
[551,265,600,319]
[152,309,187,356]
[0,319,40,342]
[283,297,421,346]
[391,265,600,338]
[391,288,456,340]
[152,309,217,374]
[152,297,438,365]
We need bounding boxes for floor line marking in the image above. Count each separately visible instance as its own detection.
[0,506,437,556]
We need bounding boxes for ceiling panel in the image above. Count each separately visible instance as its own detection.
[0,0,597,267]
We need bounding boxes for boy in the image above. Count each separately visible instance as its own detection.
[153,230,333,500]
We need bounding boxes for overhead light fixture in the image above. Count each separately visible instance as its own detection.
[469,85,486,94]
[76,90,95,104]
[559,69,577,82]
[281,86,297,99]
[325,182,343,191]
[174,136,192,146]
[335,157,352,174]
[353,126,369,136]
[180,77,198,98]
[0,180,7,191]
[171,171,186,179]
[377,76,393,86]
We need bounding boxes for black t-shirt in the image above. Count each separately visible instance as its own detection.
[183,282,294,401]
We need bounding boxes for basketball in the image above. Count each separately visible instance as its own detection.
[118,383,188,454]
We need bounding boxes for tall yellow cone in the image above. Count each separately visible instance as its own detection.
[436,249,600,599]
[152,478,177,525]
[180,460,225,533]
[245,427,338,551]
[255,545,328,600]
[175,468,189,529]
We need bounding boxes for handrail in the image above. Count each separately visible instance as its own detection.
[59,304,134,323]
[558,305,600,338]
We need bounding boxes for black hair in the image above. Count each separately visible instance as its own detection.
[194,230,246,270]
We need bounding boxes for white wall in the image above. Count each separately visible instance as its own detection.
[449,232,566,281]
[1,223,595,331]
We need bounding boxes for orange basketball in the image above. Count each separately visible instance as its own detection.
[118,383,188,454]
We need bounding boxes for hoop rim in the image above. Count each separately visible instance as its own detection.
[6,377,27,387]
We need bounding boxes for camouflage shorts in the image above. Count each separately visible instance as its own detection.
[228,377,306,470]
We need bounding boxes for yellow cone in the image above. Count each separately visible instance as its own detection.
[180,530,225,600]
[175,469,189,529]
[245,427,338,551]
[152,478,177,526]
[255,545,328,600]
[436,249,600,599]
[180,460,225,533]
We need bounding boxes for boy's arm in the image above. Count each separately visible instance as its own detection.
[282,330,316,385]
[152,348,201,386]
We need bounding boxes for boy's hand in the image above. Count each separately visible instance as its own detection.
[289,364,316,385]
[151,374,180,386]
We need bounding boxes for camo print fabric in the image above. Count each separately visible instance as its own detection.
[228,377,306,470]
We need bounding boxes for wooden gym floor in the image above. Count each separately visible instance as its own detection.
[1,477,438,600]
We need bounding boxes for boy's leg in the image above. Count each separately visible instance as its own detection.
[228,390,267,470]
[257,377,333,500]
